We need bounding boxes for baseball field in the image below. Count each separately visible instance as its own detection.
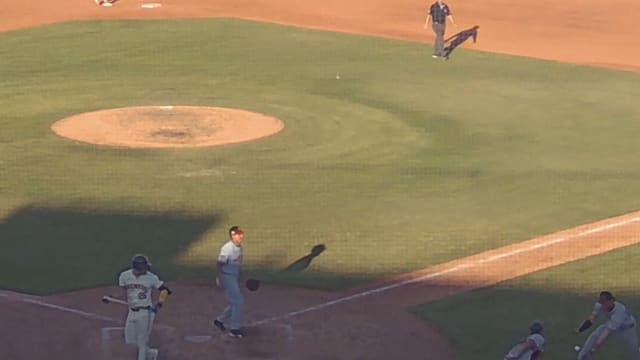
[1,0,639,359]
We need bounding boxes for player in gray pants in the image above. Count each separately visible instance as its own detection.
[424,0,456,58]
[213,226,246,338]
[503,321,545,360]
[576,291,640,360]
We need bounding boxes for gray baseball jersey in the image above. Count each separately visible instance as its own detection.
[592,301,636,331]
[218,240,243,276]
[118,269,163,308]
[504,333,544,360]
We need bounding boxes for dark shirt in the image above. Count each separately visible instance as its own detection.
[429,2,451,24]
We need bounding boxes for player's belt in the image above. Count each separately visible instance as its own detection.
[130,306,152,312]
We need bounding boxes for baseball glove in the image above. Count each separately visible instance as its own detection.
[577,319,593,333]
[246,278,260,292]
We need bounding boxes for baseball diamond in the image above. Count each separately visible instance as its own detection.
[0,0,639,360]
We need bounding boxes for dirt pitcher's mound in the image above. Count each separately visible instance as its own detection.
[51,106,285,148]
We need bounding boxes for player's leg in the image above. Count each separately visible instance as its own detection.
[134,310,156,360]
[220,274,243,332]
[231,290,244,330]
[145,311,158,360]
[216,304,232,325]
[578,325,607,359]
[432,23,445,57]
[620,327,640,360]
[124,311,138,345]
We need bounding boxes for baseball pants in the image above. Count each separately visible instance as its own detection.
[432,22,446,56]
[217,273,244,330]
[124,309,157,360]
[578,324,640,360]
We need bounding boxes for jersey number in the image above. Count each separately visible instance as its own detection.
[138,289,148,300]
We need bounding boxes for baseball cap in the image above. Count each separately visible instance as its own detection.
[598,291,615,304]
[529,321,543,334]
[229,225,244,236]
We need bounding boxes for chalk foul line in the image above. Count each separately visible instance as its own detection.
[249,215,640,326]
[21,298,123,324]
[2,215,639,330]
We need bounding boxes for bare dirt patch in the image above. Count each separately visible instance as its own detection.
[51,106,284,148]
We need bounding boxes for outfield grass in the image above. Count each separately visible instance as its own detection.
[1,19,640,293]
[412,245,640,359]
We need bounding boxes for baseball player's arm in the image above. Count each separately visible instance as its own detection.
[447,14,456,26]
[121,287,128,304]
[424,14,431,28]
[118,274,128,304]
[215,261,224,287]
[592,327,612,352]
[505,339,536,360]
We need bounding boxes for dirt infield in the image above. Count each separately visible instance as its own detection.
[51,106,284,148]
[2,0,639,359]
[1,0,638,72]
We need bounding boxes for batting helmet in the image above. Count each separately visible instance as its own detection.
[132,254,151,271]
[529,321,543,335]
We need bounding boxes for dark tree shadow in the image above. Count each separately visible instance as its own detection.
[0,205,222,294]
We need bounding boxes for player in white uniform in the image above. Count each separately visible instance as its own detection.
[213,225,246,338]
[503,321,545,360]
[118,254,172,360]
[576,291,640,360]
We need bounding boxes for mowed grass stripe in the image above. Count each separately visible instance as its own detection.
[0,19,639,293]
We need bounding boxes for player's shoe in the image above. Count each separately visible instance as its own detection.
[213,319,226,332]
[148,348,159,360]
[229,329,246,338]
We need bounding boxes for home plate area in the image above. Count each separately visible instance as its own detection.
[98,323,295,360]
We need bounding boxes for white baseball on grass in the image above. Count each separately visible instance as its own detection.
[574,345,581,352]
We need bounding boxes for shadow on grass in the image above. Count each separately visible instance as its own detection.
[411,285,640,360]
[283,244,326,272]
[244,244,374,291]
[0,205,222,294]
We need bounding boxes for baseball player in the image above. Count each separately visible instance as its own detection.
[576,291,640,360]
[213,225,246,338]
[503,321,545,360]
[118,254,172,360]
[424,0,456,59]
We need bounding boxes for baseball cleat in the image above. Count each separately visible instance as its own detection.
[229,329,246,338]
[213,319,226,332]
[148,348,158,360]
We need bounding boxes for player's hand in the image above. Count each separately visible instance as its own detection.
[215,277,222,288]
[150,303,162,313]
